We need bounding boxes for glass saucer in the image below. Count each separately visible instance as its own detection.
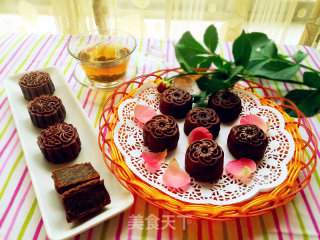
[73,63,138,91]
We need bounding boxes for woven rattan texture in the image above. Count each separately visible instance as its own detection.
[98,69,317,220]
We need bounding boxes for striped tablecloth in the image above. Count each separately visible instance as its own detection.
[0,33,319,240]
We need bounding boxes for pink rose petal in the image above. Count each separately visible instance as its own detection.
[240,114,268,133]
[134,104,157,124]
[142,149,167,173]
[162,158,190,190]
[225,158,257,183]
[188,127,213,145]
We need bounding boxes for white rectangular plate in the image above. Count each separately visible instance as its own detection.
[5,66,134,240]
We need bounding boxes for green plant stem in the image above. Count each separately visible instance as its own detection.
[168,71,310,87]
[300,63,320,74]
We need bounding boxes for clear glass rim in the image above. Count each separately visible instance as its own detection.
[67,29,137,64]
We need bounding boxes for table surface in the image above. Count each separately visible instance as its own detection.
[0,33,319,240]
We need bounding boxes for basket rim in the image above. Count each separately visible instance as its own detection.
[98,68,318,220]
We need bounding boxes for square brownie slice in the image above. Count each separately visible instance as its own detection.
[52,162,100,194]
[59,179,111,222]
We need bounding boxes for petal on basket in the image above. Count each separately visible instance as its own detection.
[134,103,157,124]
[142,150,167,173]
[188,127,213,145]
[225,158,256,183]
[240,114,268,133]
[163,158,190,191]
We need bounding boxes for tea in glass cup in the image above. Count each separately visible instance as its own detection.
[68,29,136,89]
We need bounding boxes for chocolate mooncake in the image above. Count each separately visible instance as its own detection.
[208,90,242,122]
[52,163,100,194]
[143,115,179,152]
[227,124,268,161]
[37,123,81,163]
[185,139,224,182]
[159,87,192,119]
[18,71,55,101]
[59,179,111,223]
[184,107,221,138]
[27,94,66,128]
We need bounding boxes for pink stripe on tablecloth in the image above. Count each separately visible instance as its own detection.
[309,47,320,65]
[86,228,93,240]
[0,129,17,159]
[236,219,243,240]
[298,185,320,238]
[0,138,19,176]
[0,97,8,110]
[33,219,43,240]
[127,196,137,240]
[25,35,53,71]
[225,42,233,61]
[166,39,170,63]
[156,209,163,240]
[197,220,203,240]
[88,91,99,117]
[4,181,32,240]
[282,206,294,240]
[53,36,72,66]
[0,33,15,49]
[33,35,59,69]
[0,33,15,52]
[302,46,320,70]
[246,218,253,240]
[68,72,74,83]
[82,89,92,109]
[271,210,283,240]
[0,167,28,227]
[0,35,33,74]
[1,36,38,85]
[115,212,125,240]
[0,105,10,122]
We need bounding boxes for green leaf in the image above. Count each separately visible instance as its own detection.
[246,32,270,49]
[174,31,210,72]
[232,30,252,67]
[192,91,208,107]
[212,55,224,70]
[249,60,300,80]
[204,25,218,53]
[292,50,308,64]
[303,72,320,88]
[226,66,244,82]
[260,41,278,58]
[196,74,229,93]
[285,89,320,117]
[195,56,214,69]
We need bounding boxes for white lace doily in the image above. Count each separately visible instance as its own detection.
[114,84,295,205]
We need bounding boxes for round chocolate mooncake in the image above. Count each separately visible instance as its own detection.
[208,90,242,122]
[18,71,55,101]
[184,107,221,138]
[27,94,66,128]
[37,123,81,163]
[227,124,268,161]
[143,115,179,152]
[185,139,224,182]
[159,87,192,119]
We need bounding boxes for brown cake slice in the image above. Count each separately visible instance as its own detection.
[59,179,111,223]
[52,163,100,194]
[18,71,55,101]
